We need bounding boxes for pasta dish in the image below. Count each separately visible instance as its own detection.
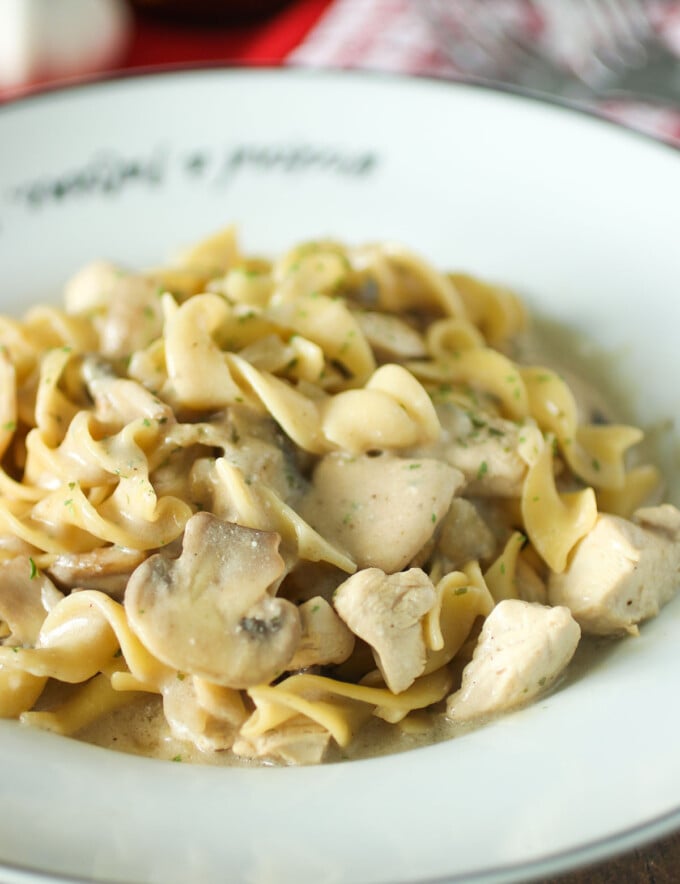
[0,227,678,765]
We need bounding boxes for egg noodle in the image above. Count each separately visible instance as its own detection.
[0,226,674,765]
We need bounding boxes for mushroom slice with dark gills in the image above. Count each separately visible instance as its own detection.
[125,513,301,689]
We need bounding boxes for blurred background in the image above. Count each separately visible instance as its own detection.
[0,0,679,144]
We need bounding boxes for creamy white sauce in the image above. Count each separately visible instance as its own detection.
[77,321,669,767]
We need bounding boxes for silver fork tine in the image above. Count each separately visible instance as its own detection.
[425,0,571,88]
[420,0,680,107]
[584,0,649,68]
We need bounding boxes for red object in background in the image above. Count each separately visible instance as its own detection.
[125,0,334,70]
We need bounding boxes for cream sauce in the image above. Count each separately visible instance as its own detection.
[76,321,671,766]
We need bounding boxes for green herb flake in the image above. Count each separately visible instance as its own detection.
[431,512,437,524]
[538,676,547,687]
[2,420,16,431]
[28,557,37,580]
[592,457,601,472]
[171,755,183,763]
[454,586,468,596]
[476,460,488,480]
[499,562,506,575]
[143,418,151,427]
[407,463,422,470]
[176,672,186,681]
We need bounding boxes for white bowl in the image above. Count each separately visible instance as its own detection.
[0,68,679,884]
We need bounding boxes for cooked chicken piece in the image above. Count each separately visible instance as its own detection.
[47,546,147,598]
[548,504,680,635]
[333,568,437,693]
[0,556,64,645]
[88,272,164,359]
[232,719,331,765]
[83,357,174,428]
[446,599,580,721]
[162,676,248,753]
[66,263,164,359]
[438,404,527,497]
[288,597,355,670]
[299,453,463,573]
[438,497,497,568]
[125,514,301,688]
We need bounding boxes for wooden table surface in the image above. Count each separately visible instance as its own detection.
[539,828,680,883]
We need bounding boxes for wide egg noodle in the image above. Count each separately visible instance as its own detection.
[0,226,669,766]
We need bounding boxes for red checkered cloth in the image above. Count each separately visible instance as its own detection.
[288,0,680,146]
[2,0,679,146]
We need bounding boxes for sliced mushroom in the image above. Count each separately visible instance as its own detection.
[333,568,437,694]
[0,557,63,645]
[125,513,301,688]
[47,546,147,598]
[354,310,427,361]
[287,597,355,670]
[438,497,497,569]
[299,453,463,573]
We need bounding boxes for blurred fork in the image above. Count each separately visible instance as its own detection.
[422,0,680,107]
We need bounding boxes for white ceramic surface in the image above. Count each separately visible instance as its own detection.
[0,69,679,884]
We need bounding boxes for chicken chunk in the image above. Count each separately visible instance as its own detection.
[438,404,527,497]
[162,675,248,753]
[446,599,580,721]
[299,452,463,573]
[333,568,437,693]
[548,504,680,635]
[232,720,331,766]
[287,597,355,670]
